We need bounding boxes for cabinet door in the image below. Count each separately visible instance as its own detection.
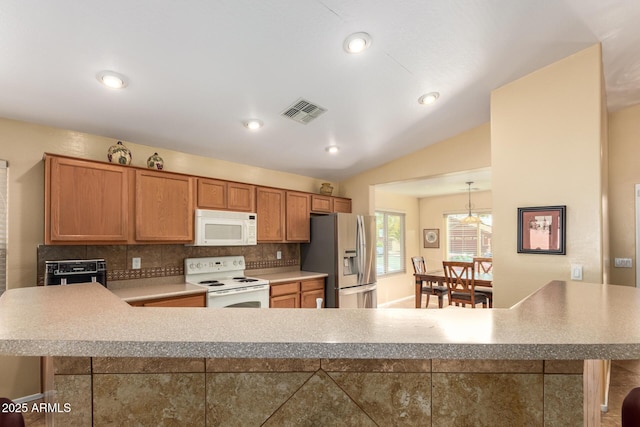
[46,156,129,243]
[300,278,325,308]
[301,288,325,308]
[271,293,300,308]
[311,195,333,213]
[129,293,206,307]
[286,191,310,242]
[135,170,194,242]
[228,182,255,212]
[256,187,285,242]
[197,178,227,209]
[333,197,352,213]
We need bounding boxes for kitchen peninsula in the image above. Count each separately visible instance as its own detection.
[1,281,638,425]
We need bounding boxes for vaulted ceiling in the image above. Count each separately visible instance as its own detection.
[1,1,639,184]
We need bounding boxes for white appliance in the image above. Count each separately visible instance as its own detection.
[193,209,257,246]
[184,256,269,308]
[301,213,377,308]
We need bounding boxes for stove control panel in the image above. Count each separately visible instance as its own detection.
[185,256,245,275]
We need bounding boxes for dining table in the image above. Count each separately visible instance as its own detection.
[413,270,493,308]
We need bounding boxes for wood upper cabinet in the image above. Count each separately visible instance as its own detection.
[256,187,285,242]
[197,178,226,209]
[333,197,352,213]
[311,195,333,213]
[135,169,194,242]
[197,178,255,212]
[286,191,310,242]
[45,155,129,243]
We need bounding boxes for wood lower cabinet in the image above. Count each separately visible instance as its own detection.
[197,178,255,212]
[300,278,325,308]
[270,278,325,308]
[45,156,129,244]
[128,293,206,307]
[135,170,194,242]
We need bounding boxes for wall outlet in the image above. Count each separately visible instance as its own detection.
[276,251,282,260]
[614,258,633,268]
[570,264,583,281]
[132,257,141,269]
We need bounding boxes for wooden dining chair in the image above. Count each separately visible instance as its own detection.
[472,257,493,308]
[411,256,447,308]
[442,261,488,308]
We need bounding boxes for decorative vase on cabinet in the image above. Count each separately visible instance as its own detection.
[319,182,333,196]
[107,141,132,165]
[147,152,164,170]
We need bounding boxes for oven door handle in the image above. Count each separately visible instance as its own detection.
[212,285,269,295]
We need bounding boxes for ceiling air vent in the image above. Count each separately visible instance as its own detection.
[281,98,327,124]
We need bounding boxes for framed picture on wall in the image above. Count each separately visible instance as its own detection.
[517,205,566,255]
[423,229,440,248]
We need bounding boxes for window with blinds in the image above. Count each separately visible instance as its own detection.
[0,160,7,295]
[445,213,492,261]
[375,211,406,276]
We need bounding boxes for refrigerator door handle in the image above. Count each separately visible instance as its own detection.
[356,215,366,285]
[339,283,377,295]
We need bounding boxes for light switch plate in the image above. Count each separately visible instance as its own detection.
[570,264,583,281]
[276,251,282,260]
[132,257,141,269]
[614,258,633,268]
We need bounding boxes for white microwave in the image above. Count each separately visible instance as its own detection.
[193,209,257,246]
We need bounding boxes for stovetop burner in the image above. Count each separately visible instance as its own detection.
[185,256,269,293]
[200,280,224,287]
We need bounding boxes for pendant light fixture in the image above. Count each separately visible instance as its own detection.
[460,181,481,224]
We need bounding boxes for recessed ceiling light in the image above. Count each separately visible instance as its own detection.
[96,70,128,89]
[325,146,339,154]
[343,32,372,54]
[243,119,263,130]
[418,92,440,105]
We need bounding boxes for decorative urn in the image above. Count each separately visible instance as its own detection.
[319,182,334,196]
[107,141,132,165]
[146,152,164,170]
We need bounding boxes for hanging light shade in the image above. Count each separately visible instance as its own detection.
[460,181,482,224]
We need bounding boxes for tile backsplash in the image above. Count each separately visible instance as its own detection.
[37,243,300,285]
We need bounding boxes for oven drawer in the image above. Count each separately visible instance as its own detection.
[270,281,300,297]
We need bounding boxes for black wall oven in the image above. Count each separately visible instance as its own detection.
[44,259,107,287]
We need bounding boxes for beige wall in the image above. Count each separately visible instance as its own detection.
[0,117,337,399]
[373,190,420,305]
[491,44,606,307]
[341,123,492,215]
[418,191,493,270]
[608,103,640,286]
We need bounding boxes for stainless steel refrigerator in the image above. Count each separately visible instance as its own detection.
[301,213,377,308]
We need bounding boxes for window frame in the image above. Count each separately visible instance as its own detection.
[444,212,492,262]
[0,160,7,295]
[375,210,406,277]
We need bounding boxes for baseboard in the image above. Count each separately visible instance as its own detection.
[378,295,414,307]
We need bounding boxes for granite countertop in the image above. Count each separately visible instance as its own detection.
[2,280,640,360]
[109,283,206,303]
[252,270,328,284]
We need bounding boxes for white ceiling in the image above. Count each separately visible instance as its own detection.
[1,1,639,186]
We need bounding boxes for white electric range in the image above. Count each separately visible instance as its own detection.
[184,256,270,308]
